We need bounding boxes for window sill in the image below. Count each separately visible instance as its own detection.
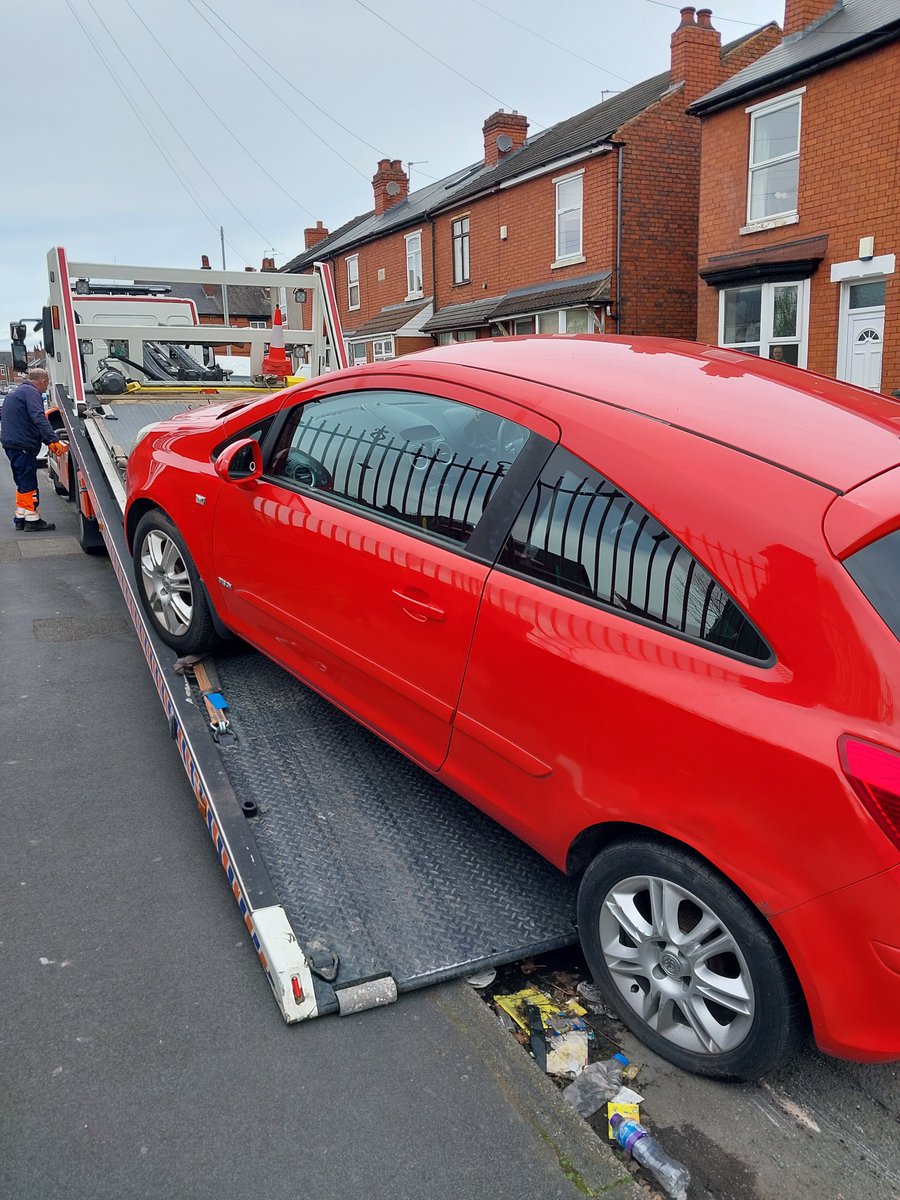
[406,291,424,302]
[740,213,799,236]
[551,255,586,270]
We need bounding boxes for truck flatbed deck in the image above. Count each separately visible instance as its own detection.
[59,382,578,1020]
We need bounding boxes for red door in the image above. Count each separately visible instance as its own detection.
[211,380,547,771]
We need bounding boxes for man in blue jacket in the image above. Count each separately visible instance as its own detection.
[1,369,66,532]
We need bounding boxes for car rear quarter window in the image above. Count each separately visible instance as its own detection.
[499,446,770,662]
[268,389,530,549]
[844,528,900,641]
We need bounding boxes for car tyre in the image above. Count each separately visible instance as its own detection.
[133,510,218,654]
[577,838,806,1079]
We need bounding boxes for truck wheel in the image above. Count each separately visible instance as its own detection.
[576,839,806,1080]
[133,510,217,654]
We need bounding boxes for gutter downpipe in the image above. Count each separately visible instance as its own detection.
[430,213,437,345]
[615,143,623,334]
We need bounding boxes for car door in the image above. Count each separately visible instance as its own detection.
[211,379,555,771]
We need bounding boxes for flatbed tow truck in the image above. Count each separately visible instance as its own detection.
[42,247,577,1021]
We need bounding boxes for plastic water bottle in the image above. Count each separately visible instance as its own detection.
[610,1113,691,1200]
[562,1052,629,1117]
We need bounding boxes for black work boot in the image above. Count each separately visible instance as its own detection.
[14,517,25,531]
[24,519,56,532]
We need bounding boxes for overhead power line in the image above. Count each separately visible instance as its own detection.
[191,0,391,159]
[469,0,635,86]
[64,0,255,264]
[186,0,375,183]
[349,0,547,130]
[86,0,276,252]
[112,0,318,220]
[641,0,762,25]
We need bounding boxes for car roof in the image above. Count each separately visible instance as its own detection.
[367,336,900,494]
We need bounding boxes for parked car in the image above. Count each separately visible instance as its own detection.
[125,336,900,1079]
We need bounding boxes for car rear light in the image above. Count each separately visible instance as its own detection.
[839,735,900,849]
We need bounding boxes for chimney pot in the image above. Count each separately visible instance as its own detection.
[696,7,713,27]
[679,5,697,25]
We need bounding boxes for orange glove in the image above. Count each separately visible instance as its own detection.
[48,441,67,455]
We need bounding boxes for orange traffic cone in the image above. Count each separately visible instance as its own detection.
[261,305,292,380]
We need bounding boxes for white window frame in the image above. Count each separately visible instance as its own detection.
[717,278,809,367]
[405,231,423,300]
[347,255,360,311]
[743,89,804,233]
[372,337,394,361]
[452,215,470,285]
[553,170,584,267]
[248,320,267,329]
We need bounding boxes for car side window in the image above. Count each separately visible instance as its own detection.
[268,388,530,548]
[499,446,770,661]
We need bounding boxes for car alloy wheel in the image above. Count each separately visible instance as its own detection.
[598,873,754,1056]
[577,839,805,1078]
[139,528,194,636]
[132,510,217,654]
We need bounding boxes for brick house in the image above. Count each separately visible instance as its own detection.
[283,8,779,362]
[691,0,900,393]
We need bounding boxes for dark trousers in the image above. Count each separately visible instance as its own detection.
[3,446,41,514]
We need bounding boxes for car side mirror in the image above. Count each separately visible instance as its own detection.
[215,437,262,483]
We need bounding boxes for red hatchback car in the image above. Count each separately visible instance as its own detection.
[125,337,900,1078]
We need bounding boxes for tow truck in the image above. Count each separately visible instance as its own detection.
[42,247,577,1021]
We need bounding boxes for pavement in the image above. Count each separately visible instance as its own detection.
[0,462,635,1199]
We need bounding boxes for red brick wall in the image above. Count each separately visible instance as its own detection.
[432,156,618,320]
[334,225,433,334]
[697,43,899,392]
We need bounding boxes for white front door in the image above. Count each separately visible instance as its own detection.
[846,310,885,390]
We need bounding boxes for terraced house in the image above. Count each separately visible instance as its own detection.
[282,8,779,363]
[691,0,900,392]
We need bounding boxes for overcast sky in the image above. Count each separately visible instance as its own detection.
[1,0,778,350]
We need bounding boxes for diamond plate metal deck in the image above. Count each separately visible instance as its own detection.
[212,649,578,996]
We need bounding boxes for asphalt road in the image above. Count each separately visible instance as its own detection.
[1,460,898,1200]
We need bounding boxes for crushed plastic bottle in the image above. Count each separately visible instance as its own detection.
[610,1112,691,1200]
[562,1052,629,1117]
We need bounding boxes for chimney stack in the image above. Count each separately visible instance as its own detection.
[304,219,329,250]
[373,159,409,216]
[482,111,528,168]
[783,0,841,37]
[670,6,722,105]
[261,256,276,271]
[201,254,211,269]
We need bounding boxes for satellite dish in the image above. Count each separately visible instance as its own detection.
[496,133,513,152]
[386,181,401,196]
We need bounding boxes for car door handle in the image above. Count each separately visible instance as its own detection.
[391,588,446,623]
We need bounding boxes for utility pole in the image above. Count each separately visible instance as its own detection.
[220,226,230,330]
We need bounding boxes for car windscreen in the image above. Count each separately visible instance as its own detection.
[844,528,900,640]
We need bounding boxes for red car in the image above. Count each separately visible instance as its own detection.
[125,336,900,1078]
